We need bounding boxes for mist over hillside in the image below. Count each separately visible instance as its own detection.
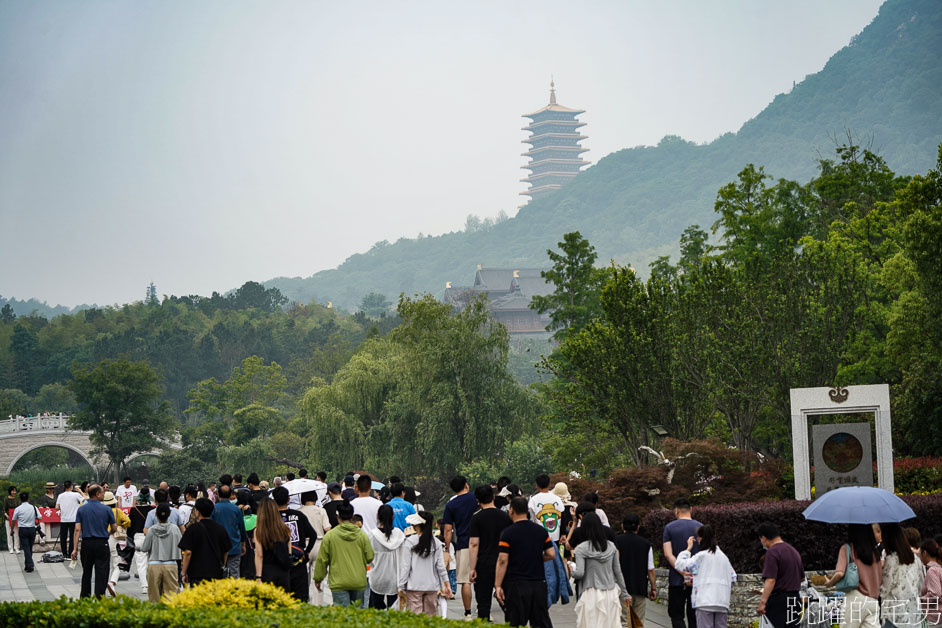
[273,1,936,308]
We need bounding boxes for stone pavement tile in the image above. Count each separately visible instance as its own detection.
[42,577,76,585]
[444,590,672,627]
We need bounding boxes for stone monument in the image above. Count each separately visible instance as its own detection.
[812,422,873,496]
[789,384,893,500]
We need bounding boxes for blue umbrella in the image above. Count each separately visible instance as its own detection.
[802,486,915,524]
[371,480,385,491]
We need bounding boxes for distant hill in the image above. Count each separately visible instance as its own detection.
[0,295,96,319]
[266,0,942,310]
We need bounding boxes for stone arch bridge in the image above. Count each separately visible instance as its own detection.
[0,414,177,476]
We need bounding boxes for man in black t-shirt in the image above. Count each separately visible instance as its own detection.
[341,476,357,501]
[179,498,232,585]
[468,485,512,621]
[272,486,317,602]
[495,497,555,628]
[323,483,346,528]
[247,473,269,514]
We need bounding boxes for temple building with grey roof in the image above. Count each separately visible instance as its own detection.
[443,266,553,338]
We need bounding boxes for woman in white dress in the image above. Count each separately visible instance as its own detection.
[572,512,630,628]
[880,522,924,627]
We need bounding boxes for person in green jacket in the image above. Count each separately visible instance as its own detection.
[313,502,374,607]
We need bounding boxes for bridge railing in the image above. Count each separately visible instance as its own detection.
[0,413,73,434]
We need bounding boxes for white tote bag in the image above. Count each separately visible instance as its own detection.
[439,595,448,618]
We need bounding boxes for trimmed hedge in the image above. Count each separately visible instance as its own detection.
[0,597,485,627]
[643,494,942,573]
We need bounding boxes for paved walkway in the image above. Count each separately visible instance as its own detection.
[1,545,672,627]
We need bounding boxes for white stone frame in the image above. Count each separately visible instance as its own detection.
[789,384,893,500]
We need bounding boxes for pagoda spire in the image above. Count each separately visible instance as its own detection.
[549,77,556,105]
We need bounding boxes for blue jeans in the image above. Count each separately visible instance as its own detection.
[332,588,366,607]
[448,568,457,594]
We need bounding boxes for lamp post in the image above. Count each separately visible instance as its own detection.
[650,424,670,438]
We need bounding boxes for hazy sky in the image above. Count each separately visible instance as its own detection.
[0,0,883,307]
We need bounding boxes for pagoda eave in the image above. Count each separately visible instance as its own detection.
[523,105,586,118]
[521,148,589,157]
[522,162,590,172]
[521,121,586,132]
[521,134,589,145]
[520,172,581,184]
[520,184,564,197]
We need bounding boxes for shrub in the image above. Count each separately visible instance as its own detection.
[551,439,785,530]
[893,457,942,494]
[0,597,484,627]
[597,466,676,526]
[643,493,942,573]
[166,578,300,610]
[661,439,783,504]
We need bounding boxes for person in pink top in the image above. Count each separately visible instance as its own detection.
[920,539,942,626]
[824,524,882,628]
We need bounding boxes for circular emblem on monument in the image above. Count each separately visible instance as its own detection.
[822,432,864,473]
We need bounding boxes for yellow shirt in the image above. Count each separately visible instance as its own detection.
[110,507,131,533]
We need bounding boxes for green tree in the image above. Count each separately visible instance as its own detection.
[541,266,713,466]
[10,324,42,394]
[225,356,287,410]
[889,147,942,454]
[359,293,392,318]
[0,304,15,323]
[30,383,78,415]
[678,225,709,271]
[301,295,540,478]
[530,231,608,341]
[228,281,288,312]
[228,404,285,444]
[185,355,287,422]
[68,359,176,483]
[0,388,29,418]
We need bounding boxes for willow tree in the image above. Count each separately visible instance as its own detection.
[300,294,539,478]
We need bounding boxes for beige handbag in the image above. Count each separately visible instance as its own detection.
[112,508,127,540]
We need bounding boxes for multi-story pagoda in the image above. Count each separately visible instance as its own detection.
[520,80,589,201]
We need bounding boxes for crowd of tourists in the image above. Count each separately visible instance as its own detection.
[5,475,942,628]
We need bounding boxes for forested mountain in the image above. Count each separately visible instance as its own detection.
[0,281,396,416]
[265,0,942,310]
